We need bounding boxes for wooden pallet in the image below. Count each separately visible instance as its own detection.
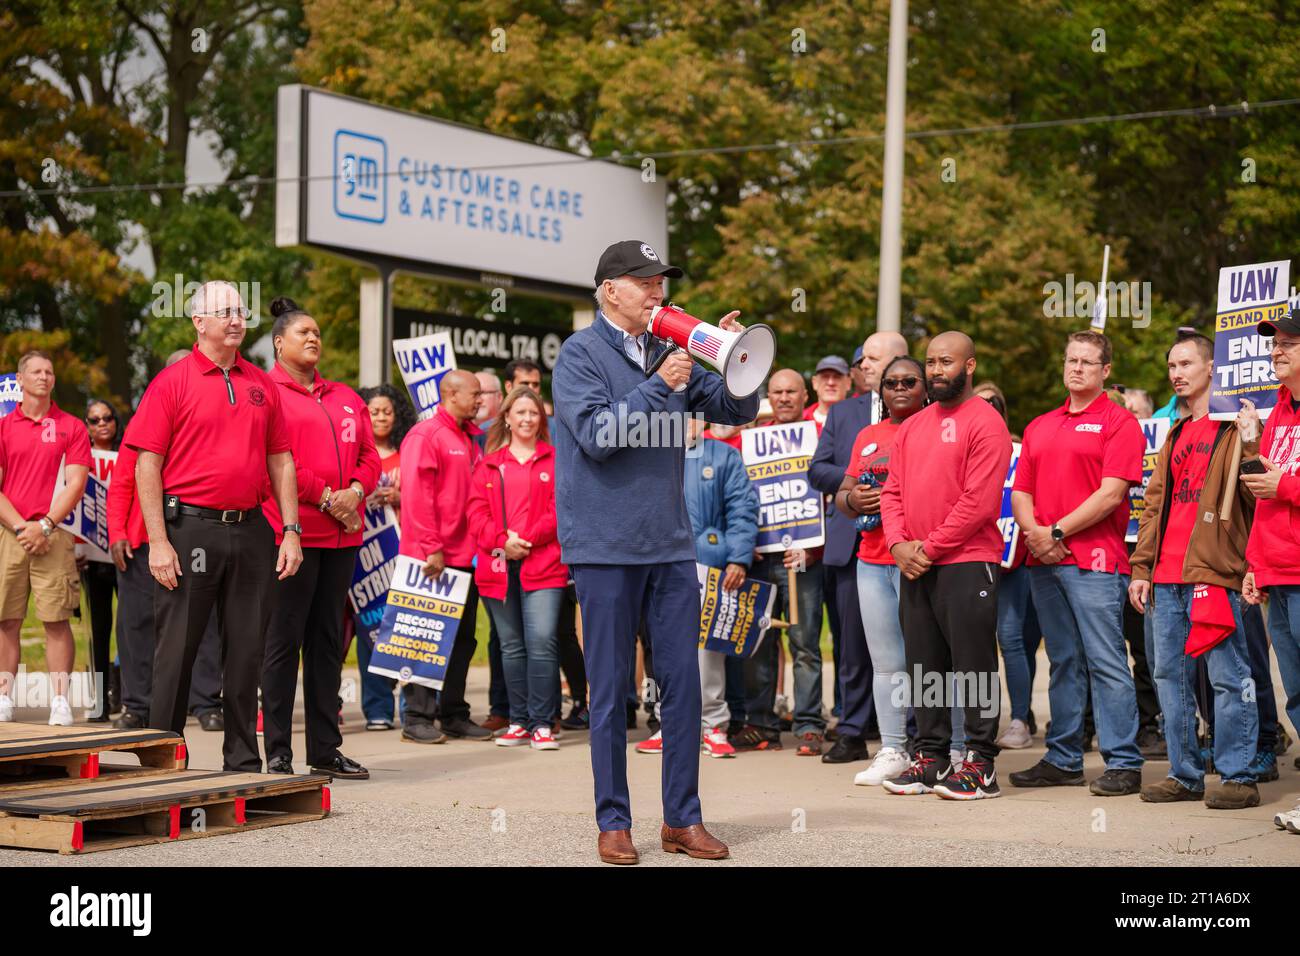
[0,722,187,786]
[0,769,331,854]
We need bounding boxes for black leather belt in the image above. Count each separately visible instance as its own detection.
[179,504,249,524]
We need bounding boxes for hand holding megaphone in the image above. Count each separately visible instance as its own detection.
[648,305,775,399]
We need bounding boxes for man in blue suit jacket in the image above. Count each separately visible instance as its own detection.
[552,240,760,865]
[809,330,908,762]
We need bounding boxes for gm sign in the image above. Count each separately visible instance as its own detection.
[334,130,386,223]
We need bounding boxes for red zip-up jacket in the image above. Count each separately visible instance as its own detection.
[1246,385,1300,586]
[261,365,380,548]
[398,406,482,567]
[466,443,568,601]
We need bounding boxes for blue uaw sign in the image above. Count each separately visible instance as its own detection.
[349,506,401,646]
[1210,259,1291,420]
[998,442,1022,569]
[367,556,472,690]
[393,331,457,420]
[0,373,19,416]
[1127,417,1171,543]
[696,564,776,659]
[742,421,826,554]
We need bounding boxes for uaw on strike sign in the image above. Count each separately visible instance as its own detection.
[367,556,471,689]
[742,421,825,553]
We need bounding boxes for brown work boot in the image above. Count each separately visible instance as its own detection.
[1140,777,1202,803]
[481,714,509,734]
[661,823,729,860]
[1205,780,1261,810]
[597,829,639,865]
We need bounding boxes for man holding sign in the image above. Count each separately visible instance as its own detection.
[553,239,759,864]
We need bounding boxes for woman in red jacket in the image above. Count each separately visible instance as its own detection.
[261,296,380,779]
[467,386,568,751]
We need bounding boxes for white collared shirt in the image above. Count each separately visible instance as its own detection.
[600,310,648,370]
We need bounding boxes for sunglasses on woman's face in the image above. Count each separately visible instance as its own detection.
[86,415,114,425]
[882,376,920,391]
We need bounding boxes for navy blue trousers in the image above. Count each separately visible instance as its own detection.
[572,561,702,832]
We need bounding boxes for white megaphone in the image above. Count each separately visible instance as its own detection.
[647,305,776,399]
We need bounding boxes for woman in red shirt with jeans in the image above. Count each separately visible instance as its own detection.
[467,387,569,751]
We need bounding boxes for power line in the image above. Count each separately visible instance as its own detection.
[4,97,1297,200]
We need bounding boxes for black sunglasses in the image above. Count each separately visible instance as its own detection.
[86,415,115,425]
[882,376,920,391]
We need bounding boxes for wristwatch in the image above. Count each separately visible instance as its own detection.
[282,523,302,536]
[1050,523,1065,542]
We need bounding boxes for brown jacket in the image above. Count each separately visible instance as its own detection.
[1130,417,1255,591]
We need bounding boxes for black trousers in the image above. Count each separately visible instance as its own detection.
[826,561,878,739]
[82,561,117,704]
[116,543,222,719]
[149,512,276,772]
[402,566,479,726]
[899,561,1001,762]
[261,546,358,765]
[556,583,587,709]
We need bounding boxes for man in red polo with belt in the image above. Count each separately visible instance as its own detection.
[0,350,91,725]
[397,368,490,744]
[127,280,302,772]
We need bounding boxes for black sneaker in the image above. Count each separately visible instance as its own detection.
[882,753,954,795]
[440,717,493,741]
[560,703,590,731]
[934,752,1001,800]
[821,734,869,764]
[1090,768,1142,796]
[730,724,782,751]
[1008,758,1085,788]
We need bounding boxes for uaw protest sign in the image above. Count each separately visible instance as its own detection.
[998,443,1022,569]
[367,557,472,690]
[697,564,777,659]
[393,332,457,420]
[1210,259,1291,420]
[349,506,401,645]
[1127,417,1171,543]
[742,421,825,554]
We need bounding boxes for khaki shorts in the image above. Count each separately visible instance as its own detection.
[0,527,80,623]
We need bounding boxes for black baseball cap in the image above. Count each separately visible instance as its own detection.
[1258,310,1300,338]
[594,240,683,286]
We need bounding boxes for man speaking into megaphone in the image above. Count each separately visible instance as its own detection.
[552,239,767,864]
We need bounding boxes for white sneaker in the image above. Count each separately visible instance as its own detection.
[949,748,965,770]
[49,695,73,727]
[855,746,912,786]
[1275,800,1300,830]
[995,719,1032,749]
[0,694,13,722]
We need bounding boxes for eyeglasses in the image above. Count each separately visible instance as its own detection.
[86,415,114,425]
[197,307,250,321]
[1064,357,1104,369]
[1272,339,1300,354]
[882,376,920,391]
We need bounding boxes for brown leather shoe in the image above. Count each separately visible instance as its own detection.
[481,714,509,734]
[597,829,639,865]
[661,823,729,860]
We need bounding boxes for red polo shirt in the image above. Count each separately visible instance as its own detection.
[1014,392,1144,574]
[0,402,92,520]
[126,346,291,511]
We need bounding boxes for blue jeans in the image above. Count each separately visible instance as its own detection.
[354,623,400,724]
[481,563,563,731]
[1268,584,1300,740]
[857,560,966,753]
[746,555,824,734]
[1150,584,1256,787]
[1030,565,1142,772]
[996,566,1035,721]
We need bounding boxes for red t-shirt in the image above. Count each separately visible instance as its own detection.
[126,346,291,511]
[378,450,400,487]
[1153,415,1219,584]
[847,419,902,564]
[0,402,93,520]
[1015,393,1144,574]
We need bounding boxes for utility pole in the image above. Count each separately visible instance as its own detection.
[876,0,908,333]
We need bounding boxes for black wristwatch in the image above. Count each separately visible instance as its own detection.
[1050,523,1065,542]
[282,523,302,536]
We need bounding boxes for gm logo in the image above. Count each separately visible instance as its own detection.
[334,130,386,223]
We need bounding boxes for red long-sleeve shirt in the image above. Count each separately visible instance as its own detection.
[398,406,483,567]
[881,395,1012,564]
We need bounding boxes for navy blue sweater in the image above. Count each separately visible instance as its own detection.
[552,315,761,565]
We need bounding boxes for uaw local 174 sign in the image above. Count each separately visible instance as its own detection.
[367,557,472,690]
[393,332,457,420]
[1210,260,1291,420]
[697,564,777,659]
[1127,417,1171,543]
[742,421,826,554]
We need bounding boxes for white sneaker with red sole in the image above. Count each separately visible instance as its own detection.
[636,730,663,754]
[531,726,559,750]
[496,723,530,747]
[702,728,736,759]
